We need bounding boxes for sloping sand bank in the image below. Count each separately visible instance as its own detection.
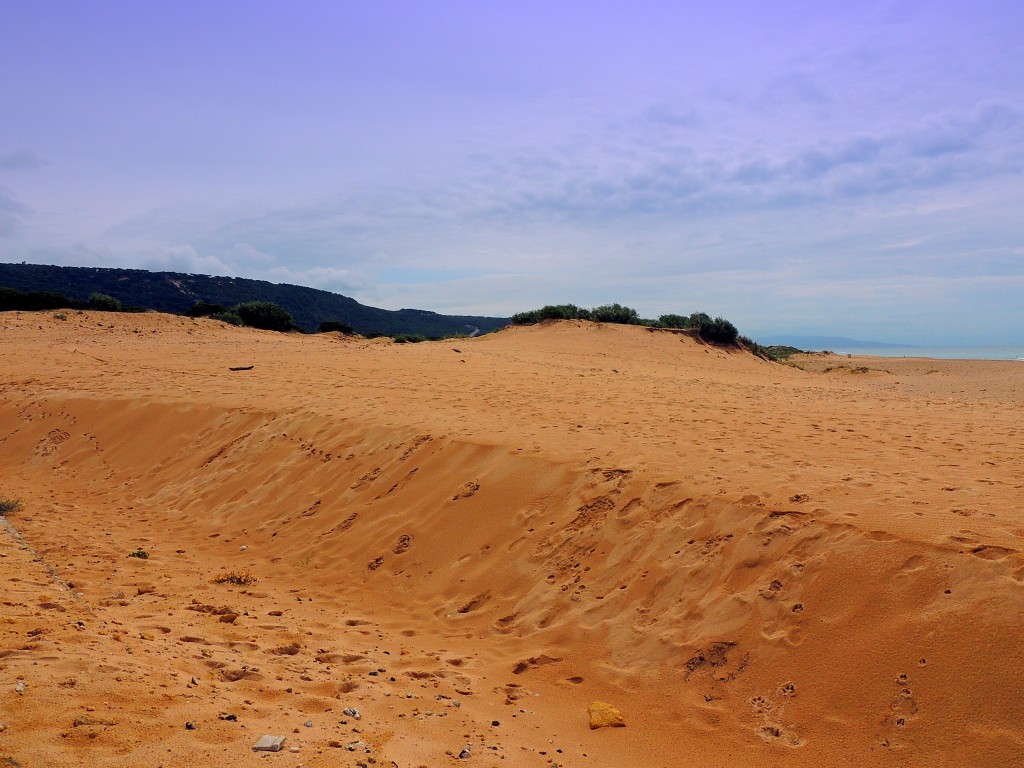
[1,312,1022,767]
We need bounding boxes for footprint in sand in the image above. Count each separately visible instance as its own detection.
[35,428,70,458]
[512,655,562,675]
[878,673,920,747]
[750,694,805,746]
[451,480,480,500]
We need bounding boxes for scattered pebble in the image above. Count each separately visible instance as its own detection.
[459,744,472,759]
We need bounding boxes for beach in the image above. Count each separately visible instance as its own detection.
[1,311,1022,767]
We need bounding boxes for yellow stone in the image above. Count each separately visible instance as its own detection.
[588,701,625,729]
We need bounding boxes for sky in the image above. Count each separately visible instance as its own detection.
[1,1,1022,344]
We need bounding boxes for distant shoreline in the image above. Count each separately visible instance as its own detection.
[823,344,1024,361]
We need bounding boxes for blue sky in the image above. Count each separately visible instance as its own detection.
[1,1,1022,344]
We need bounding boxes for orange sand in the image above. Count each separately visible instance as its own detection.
[1,311,1022,767]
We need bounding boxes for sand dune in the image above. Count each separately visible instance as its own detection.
[1,311,1022,767]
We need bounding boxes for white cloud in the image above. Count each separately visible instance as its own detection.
[141,245,233,276]
[264,265,371,294]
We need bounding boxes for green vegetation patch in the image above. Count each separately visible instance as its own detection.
[763,345,807,361]
[0,499,22,515]
[233,301,297,332]
[511,303,742,346]
[211,569,259,586]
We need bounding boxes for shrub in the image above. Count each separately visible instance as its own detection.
[211,569,258,586]
[210,310,243,326]
[511,304,591,324]
[128,547,150,559]
[738,335,772,359]
[0,287,81,312]
[0,499,22,515]
[392,333,427,343]
[658,313,690,329]
[695,316,738,345]
[185,302,228,318]
[318,320,354,334]
[512,302,742,346]
[763,345,805,361]
[232,301,296,331]
[590,303,640,325]
[88,292,124,312]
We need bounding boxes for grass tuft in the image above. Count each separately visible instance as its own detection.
[0,499,22,515]
[211,569,259,586]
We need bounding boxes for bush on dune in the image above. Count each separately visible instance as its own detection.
[318,320,355,334]
[88,292,124,312]
[232,301,296,332]
[590,303,640,324]
[512,301,744,347]
[392,333,427,343]
[185,302,229,318]
[511,304,592,324]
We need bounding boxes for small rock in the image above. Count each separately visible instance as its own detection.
[185,722,196,731]
[459,744,472,759]
[15,681,26,694]
[587,701,625,729]
[239,545,248,551]
[304,720,313,728]
[219,613,239,624]
[252,735,287,752]
[491,720,500,727]
[342,707,362,720]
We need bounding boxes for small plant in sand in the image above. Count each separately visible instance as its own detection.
[211,569,259,586]
[128,547,150,559]
[0,499,22,515]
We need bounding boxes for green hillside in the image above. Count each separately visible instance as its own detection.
[0,263,508,337]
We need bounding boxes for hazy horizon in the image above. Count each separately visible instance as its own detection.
[2,1,1022,346]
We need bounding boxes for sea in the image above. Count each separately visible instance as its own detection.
[826,344,1024,361]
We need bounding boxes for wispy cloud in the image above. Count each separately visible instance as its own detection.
[0,150,45,171]
[0,186,27,238]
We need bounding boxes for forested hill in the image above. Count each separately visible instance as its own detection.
[0,263,509,336]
